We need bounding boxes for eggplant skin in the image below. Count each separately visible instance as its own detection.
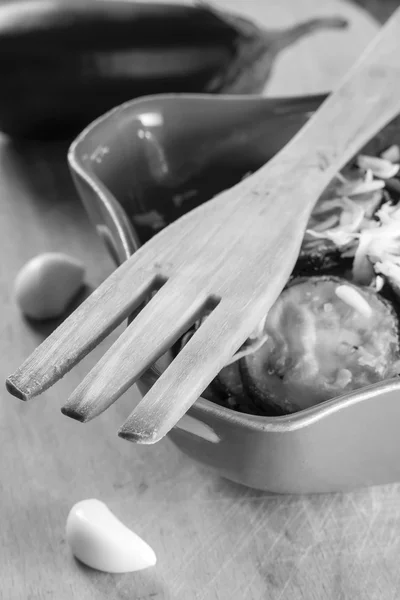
[240,276,400,415]
[0,59,230,139]
[0,1,237,52]
[0,1,349,139]
[292,243,353,278]
[0,0,237,139]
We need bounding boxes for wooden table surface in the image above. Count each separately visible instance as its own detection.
[2,1,400,599]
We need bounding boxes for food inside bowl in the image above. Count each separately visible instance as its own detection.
[172,144,400,416]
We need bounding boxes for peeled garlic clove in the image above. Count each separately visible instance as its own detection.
[66,499,156,573]
[14,252,84,320]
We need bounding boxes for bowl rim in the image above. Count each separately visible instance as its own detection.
[68,92,400,433]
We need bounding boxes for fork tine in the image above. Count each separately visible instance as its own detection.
[60,279,209,422]
[6,258,160,401]
[118,305,250,444]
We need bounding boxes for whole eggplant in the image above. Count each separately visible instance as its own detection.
[0,0,347,140]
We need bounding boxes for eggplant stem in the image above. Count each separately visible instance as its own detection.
[207,15,349,95]
[272,17,348,52]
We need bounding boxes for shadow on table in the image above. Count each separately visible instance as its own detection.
[24,284,94,341]
[1,136,77,208]
[72,556,169,600]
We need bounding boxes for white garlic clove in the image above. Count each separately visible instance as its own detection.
[14,252,85,320]
[66,499,156,573]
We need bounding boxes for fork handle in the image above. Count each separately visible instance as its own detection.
[249,6,400,209]
[119,13,400,446]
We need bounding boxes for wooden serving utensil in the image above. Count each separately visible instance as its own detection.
[6,7,400,444]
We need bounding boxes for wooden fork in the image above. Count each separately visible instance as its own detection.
[6,8,400,444]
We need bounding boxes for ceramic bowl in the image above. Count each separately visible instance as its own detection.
[68,93,400,494]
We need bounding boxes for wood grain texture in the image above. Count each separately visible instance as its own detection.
[3,1,400,599]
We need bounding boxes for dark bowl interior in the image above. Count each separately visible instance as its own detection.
[70,94,332,261]
[73,91,400,245]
